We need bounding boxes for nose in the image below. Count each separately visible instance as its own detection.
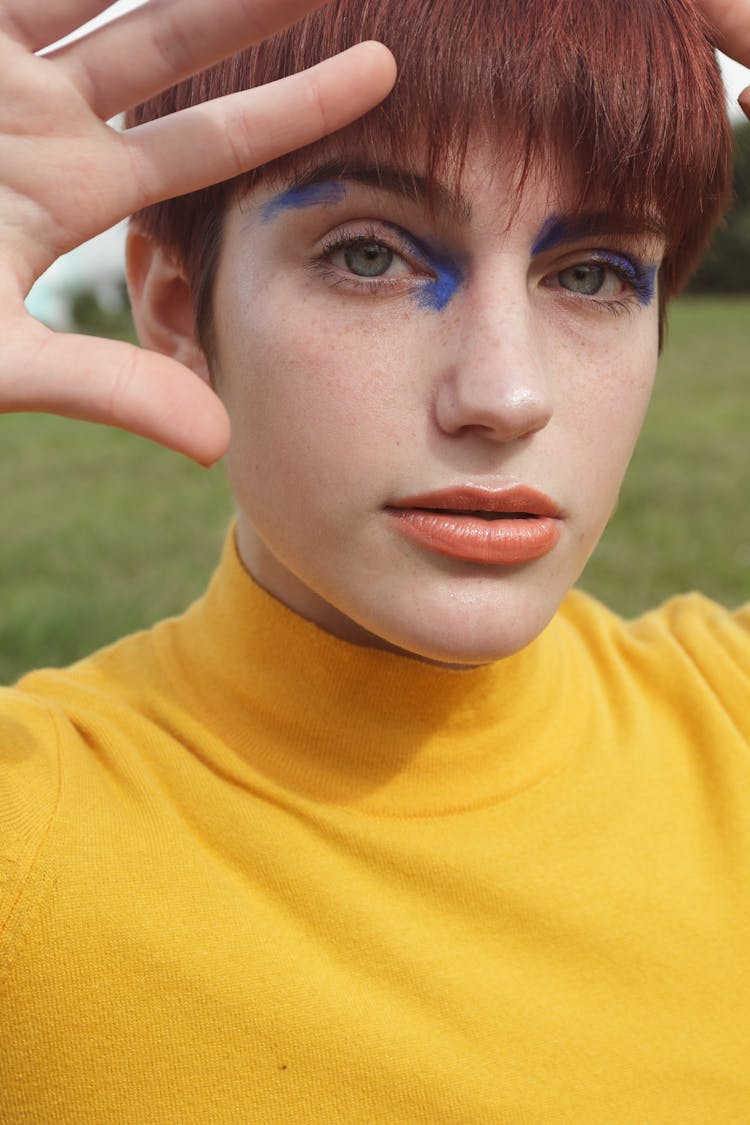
[433,297,554,443]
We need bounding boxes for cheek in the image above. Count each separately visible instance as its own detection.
[561,325,658,511]
[215,286,427,495]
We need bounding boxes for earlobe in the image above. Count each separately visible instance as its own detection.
[125,228,211,383]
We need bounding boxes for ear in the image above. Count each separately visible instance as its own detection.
[125,228,210,383]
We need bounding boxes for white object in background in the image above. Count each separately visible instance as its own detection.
[720,52,750,118]
[25,224,128,332]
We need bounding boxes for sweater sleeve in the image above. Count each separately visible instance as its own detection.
[0,693,61,960]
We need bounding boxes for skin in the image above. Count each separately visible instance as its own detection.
[131,150,665,665]
[0,0,746,464]
[0,0,396,462]
[0,0,747,664]
[698,0,750,101]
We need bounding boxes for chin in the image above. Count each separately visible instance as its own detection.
[387,626,551,668]
[344,591,564,668]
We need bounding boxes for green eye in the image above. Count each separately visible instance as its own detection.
[557,264,606,295]
[344,243,394,278]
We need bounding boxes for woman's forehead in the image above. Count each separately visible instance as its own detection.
[246,141,667,246]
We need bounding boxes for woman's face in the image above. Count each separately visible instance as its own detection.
[211,145,663,664]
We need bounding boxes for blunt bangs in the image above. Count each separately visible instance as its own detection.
[128,0,732,351]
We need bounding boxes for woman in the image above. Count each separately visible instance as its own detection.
[1,1,749,1120]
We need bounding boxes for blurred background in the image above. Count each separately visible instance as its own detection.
[4,5,750,682]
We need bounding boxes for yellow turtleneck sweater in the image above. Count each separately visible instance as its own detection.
[2,531,750,1124]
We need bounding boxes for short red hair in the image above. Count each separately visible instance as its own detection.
[128,0,731,352]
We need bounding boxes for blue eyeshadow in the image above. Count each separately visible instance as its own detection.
[385,225,464,312]
[532,214,602,257]
[636,266,658,306]
[415,241,464,311]
[591,252,657,307]
[261,181,347,221]
[532,214,657,307]
[261,185,465,310]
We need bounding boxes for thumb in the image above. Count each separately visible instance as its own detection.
[740,85,750,121]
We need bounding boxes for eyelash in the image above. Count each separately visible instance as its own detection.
[309,227,652,314]
[546,251,654,316]
[309,225,428,296]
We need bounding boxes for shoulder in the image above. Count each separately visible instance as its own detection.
[560,588,750,737]
[562,587,750,667]
[0,623,175,946]
[1,624,168,815]
[0,688,63,950]
[0,690,63,838]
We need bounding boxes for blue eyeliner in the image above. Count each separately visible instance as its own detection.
[261,181,347,222]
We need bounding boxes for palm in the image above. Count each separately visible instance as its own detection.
[0,1,395,461]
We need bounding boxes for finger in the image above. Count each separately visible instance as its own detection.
[50,0,332,121]
[698,0,750,65]
[6,318,230,463]
[1,0,115,52]
[122,43,397,209]
[740,84,750,118]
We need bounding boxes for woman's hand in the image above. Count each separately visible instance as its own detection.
[0,1,396,462]
[697,0,750,116]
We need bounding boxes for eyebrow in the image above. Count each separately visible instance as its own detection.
[261,162,668,253]
[270,159,473,224]
[531,212,668,256]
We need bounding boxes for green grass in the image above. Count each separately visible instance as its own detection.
[579,297,750,614]
[0,416,232,682]
[1,295,749,683]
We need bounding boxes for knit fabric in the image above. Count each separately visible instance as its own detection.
[2,531,750,1123]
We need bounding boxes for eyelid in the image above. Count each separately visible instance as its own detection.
[539,240,661,276]
[546,242,658,280]
[583,249,644,280]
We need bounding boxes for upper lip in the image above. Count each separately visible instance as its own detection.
[387,485,562,517]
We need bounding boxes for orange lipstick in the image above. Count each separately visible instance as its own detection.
[387,486,562,565]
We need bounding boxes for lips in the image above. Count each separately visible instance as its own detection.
[386,486,562,565]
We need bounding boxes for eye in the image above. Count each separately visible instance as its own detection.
[327,236,412,280]
[555,262,625,298]
[558,263,605,295]
[541,248,660,310]
[340,241,395,278]
[310,223,447,300]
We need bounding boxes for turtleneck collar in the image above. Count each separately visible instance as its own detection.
[155,528,586,817]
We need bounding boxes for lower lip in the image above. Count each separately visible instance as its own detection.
[387,509,562,565]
